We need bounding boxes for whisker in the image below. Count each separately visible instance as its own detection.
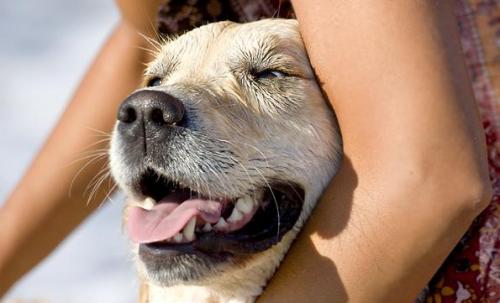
[66,151,108,167]
[100,183,118,207]
[138,32,162,53]
[134,45,160,57]
[86,168,112,206]
[249,165,280,241]
[84,126,112,137]
[85,162,111,195]
[283,180,303,203]
[68,153,108,197]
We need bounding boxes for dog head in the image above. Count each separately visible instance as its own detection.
[110,18,342,298]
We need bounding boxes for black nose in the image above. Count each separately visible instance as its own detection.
[117,90,185,127]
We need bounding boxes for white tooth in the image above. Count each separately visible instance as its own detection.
[202,223,212,232]
[183,218,196,241]
[214,218,228,230]
[227,208,243,223]
[140,197,155,210]
[173,233,183,243]
[236,196,254,214]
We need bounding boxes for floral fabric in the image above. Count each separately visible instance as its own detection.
[156,1,500,302]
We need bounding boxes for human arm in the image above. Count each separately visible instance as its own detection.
[0,14,154,296]
[259,1,492,302]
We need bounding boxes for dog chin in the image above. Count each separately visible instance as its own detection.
[142,231,300,303]
[138,251,224,286]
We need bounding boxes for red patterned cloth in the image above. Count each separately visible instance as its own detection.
[157,0,294,34]
[157,1,500,302]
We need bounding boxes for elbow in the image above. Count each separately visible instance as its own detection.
[419,168,492,222]
[387,160,493,222]
[461,177,493,218]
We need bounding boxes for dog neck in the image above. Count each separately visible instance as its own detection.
[147,284,253,303]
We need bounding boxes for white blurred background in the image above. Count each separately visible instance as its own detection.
[0,1,138,302]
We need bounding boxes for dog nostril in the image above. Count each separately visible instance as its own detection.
[150,108,165,125]
[118,90,185,129]
[118,106,137,123]
[149,103,184,126]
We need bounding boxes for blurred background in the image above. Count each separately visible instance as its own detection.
[0,1,138,302]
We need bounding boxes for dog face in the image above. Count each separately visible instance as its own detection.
[110,19,342,293]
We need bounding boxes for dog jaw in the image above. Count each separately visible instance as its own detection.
[146,231,298,303]
[142,186,325,303]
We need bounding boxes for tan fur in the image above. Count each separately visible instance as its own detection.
[111,19,342,303]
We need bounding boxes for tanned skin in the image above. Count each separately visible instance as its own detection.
[0,1,491,301]
[260,1,491,302]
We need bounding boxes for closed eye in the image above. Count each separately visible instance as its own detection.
[252,69,288,80]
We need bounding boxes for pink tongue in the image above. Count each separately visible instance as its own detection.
[127,196,222,244]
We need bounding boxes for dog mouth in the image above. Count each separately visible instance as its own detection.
[128,168,304,256]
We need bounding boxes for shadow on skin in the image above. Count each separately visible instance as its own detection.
[258,156,357,303]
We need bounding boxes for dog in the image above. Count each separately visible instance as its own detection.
[109,18,343,303]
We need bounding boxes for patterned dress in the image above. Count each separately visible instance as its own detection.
[157,1,500,302]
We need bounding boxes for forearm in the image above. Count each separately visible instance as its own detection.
[261,1,491,302]
[0,21,148,296]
